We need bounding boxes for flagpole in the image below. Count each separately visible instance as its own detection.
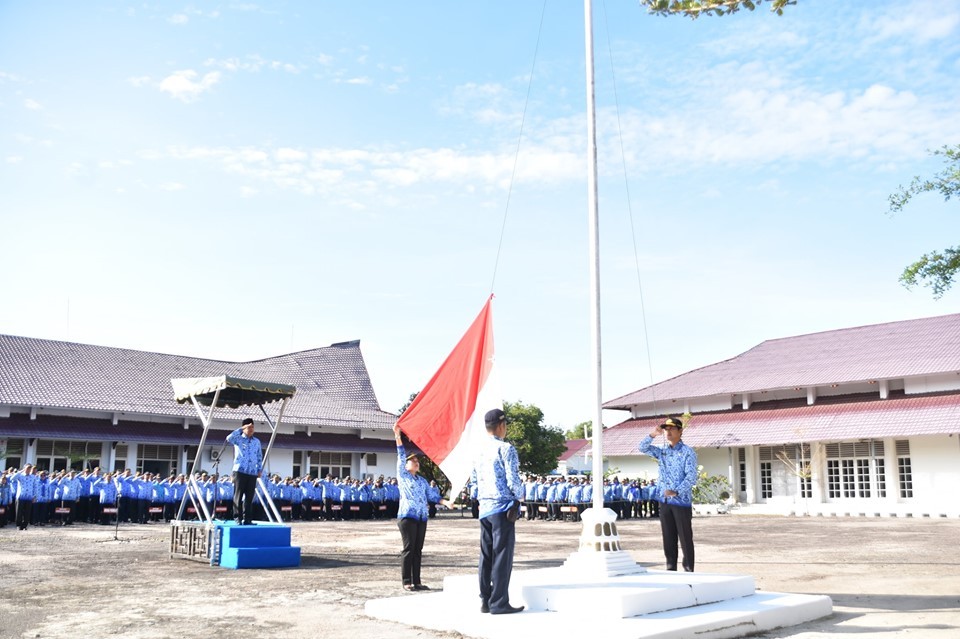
[563,0,643,577]
[584,0,604,513]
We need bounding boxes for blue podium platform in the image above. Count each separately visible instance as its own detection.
[216,521,301,569]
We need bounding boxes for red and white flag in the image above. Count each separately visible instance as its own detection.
[396,295,500,497]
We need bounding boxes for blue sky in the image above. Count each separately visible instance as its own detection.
[2,1,958,430]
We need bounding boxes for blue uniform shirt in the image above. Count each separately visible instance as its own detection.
[396,445,429,521]
[638,435,698,507]
[472,434,523,519]
[227,428,263,476]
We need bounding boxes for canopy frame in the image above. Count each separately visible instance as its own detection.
[171,376,296,529]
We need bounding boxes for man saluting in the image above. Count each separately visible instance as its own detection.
[639,416,698,572]
[227,417,262,525]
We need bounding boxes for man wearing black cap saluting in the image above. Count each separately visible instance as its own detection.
[639,417,698,571]
[226,417,263,525]
[472,408,525,615]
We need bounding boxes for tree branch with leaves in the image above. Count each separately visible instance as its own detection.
[639,0,796,19]
[887,144,960,298]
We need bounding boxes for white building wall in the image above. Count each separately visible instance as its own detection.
[908,435,960,515]
[904,374,960,395]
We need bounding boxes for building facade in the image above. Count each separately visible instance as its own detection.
[0,335,399,479]
[600,314,960,517]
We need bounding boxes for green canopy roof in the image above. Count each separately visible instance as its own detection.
[171,375,296,409]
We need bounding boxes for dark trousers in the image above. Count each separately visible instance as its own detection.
[397,517,427,586]
[659,501,694,571]
[16,499,33,530]
[233,472,258,524]
[479,511,516,613]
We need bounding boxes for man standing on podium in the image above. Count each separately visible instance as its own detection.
[227,417,263,525]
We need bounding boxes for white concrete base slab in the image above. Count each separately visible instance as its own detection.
[365,566,832,639]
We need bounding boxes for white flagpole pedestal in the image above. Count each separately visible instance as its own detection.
[563,506,646,577]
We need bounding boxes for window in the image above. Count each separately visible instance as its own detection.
[319,452,352,479]
[896,440,913,499]
[34,440,101,473]
[825,441,887,501]
[292,451,321,478]
[760,444,811,499]
[875,459,886,498]
[827,460,841,499]
[737,448,747,494]
[138,444,179,476]
[760,462,772,499]
[1,438,24,470]
[114,444,128,472]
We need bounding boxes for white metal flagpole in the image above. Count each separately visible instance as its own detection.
[584,0,604,514]
[564,0,644,576]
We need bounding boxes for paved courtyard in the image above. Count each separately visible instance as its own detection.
[1,511,958,638]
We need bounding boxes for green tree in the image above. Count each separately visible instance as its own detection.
[504,400,567,476]
[640,0,795,19]
[565,420,593,440]
[887,144,960,298]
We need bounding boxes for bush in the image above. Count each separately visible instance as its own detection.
[692,466,732,505]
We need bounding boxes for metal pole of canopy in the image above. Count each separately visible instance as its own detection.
[253,398,290,524]
[258,398,288,470]
[256,477,283,523]
[175,388,222,522]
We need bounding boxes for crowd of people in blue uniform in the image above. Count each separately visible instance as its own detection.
[0,464,448,529]
[515,475,660,522]
[1,463,666,531]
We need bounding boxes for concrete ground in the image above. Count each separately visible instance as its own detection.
[1,510,958,638]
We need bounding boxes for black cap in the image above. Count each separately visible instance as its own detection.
[241,418,254,426]
[660,417,683,430]
[484,408,506,427]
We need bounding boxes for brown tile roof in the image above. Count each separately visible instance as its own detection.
[603,391,960,453]
[0,335,396,430]
[605,313,960,409]
[558,438,589,461]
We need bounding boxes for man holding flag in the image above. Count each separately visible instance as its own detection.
[394,297,523,613]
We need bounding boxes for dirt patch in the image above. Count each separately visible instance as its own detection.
[1,513,958,638]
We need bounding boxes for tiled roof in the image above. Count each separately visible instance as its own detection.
[558,438,589,461]
[605,313,960,409]
[602,391,960,454]
[0,335,396,430]
[0,412,400,452]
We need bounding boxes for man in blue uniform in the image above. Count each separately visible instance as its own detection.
[473,408,524,615]
[227,417,263,525]
[11,465,40,530]
[639,417,698,572]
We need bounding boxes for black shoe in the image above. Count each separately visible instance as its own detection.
[480,602,490,613]
[490,606,523,615]
[413,584,430,591]
[490,605,524,615]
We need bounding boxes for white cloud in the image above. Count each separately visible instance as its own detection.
[863,0,960,43]
[128,76,152,88]
[23,98,42,110]
[344,77,372,85]
[6,156,23,164]
[240,186,258,197]
[158,70,221,102]
[159,182,185,191]
[275,148,306,162]
[168,13,189,25]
